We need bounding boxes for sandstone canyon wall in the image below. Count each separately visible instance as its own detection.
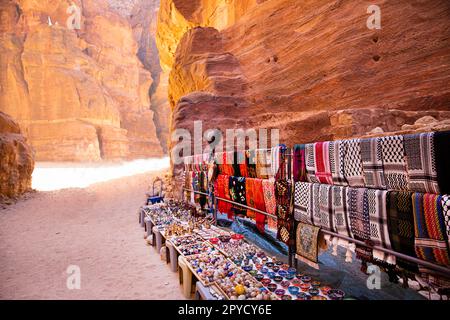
[0,0,169,161]
[0,111,34,199]
[156,0,450,164]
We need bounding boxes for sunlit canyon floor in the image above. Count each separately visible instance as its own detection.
[0,159,185,299]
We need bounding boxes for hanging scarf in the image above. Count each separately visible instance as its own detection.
[361,137,386,189]
[441,195,450,249]
[198,171,207,208]
[315,142,333,185]
[229,176,247,216]
[413,193,450,266]
[332,185,351,237]
[387,191,418,272]
[434,130,450,194]
[192,171,201,204]
[343,139,365,187]
[272,145,288,180]
[217,151,235,176]
[184,170,192,202]
[296,222,320,269]
[237,150,248,178]
[293,182,313,224]
[293,144,307,182]
[306,143,320,183]
[380,135,409,191]
[404,132,439,194]
[246,150,258,178]
[329,140,348,186]
[275,179,293,245]
[262,179,276,215]
[256,149,271,179]
[318,184,334,230]
[311,183,322,227]
[246,178,267,233]
[214,174,233,219]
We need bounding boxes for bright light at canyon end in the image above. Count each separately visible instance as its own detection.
[32,158,170,191]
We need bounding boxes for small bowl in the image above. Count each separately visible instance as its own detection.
[268,284,277,292]
[296,273,304,279]
[243,265,253,272]
[231,234,244,240]
[311,281,321,288]
[268,272,276,279]
[300,283,310,292]
[281,280,290,288]
[278,270,288,278]
[261,267,269,274]
[320,286,332,295]
[273,275,283,283]
[288,286,300,295]
[309,288,319,296]
[218,235,231,243]
[281,295,292,300]
[255,263,263,270]
[291,279,301,287]
[275,261,283,266]
[255,274,264,282]
[312,296,327,300]
[274,289,285,296]
[265,262,274,268]
[297,293,311,300]
[249,270,258,277]
[328,289,345,300]
[261,278,272,286]
[209,238,219,244]
[272,266,280,272]
[287,267,297,275]
[301,276,311,283]
[285,274,295,280]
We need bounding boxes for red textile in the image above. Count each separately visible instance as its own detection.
[315,142,333,184]
[215,174,233,219]
[246,178,267,234]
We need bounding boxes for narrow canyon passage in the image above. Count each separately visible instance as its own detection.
[0,172,184,300]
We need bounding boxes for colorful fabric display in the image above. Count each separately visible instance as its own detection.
[305,143,320,183]
[331,185,351,237]
[441,195,450,249]
[380,135,409,190]
[412,193,450,266]
[404,132,439,194]
[296,222,320,269]
[387,191,418,271]
[315,142,333,184]
[433,130,450,194]
[293,144,307,182]
[318,184,334,230]
[184,170,192,202]
[246,150,258,178]
[256,149,272,179]
[329,140,348,186]
[229,176,247,216]
[343,139,365,187]
[275,179,293,244]
[293,182,313,224]
[361,137,386,189]
[245,178,267,234]
[214,174,233,219]
[262,179,277,215]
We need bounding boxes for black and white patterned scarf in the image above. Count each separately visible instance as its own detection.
[343,139,365,187]
[305,143,320,183]
[329,140,348,186]
[404,132,439,194]
[318,184,334,231]
[332,185,351,237]
[380,135,409,190]
[361,137,386,189]
[441,195,450,250]
[294,182,313,224]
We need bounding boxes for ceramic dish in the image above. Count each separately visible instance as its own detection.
[301,276,311,283]
[328,289,345,300]
[281,295,292,300]
[273,276,283,283]
[280,280,290,288]
[288,286,300,295]
[255,274,264,281]
[297,293,311,300]
[268,284,277,292]
[274,289,285,296]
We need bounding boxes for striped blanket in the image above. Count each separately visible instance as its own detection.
[404,132,439,194]
[412,193,450,266]
[380,135,409,190]
[361,137,386,189]
[441,195,450,250]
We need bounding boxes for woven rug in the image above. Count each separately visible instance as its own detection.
[275,179,293,245]
[331,185,351,237]
[262,179,277,215]
[293,144,307,182]
[361,137,386,189]
[296,222,320,269]
[329,140,348,186]
[343,139,365,187]
[434,130,450,194]
[404,132,439,194]
[413,192,450,266]
[380,135,409,191]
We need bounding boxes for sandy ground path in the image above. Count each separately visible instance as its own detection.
[0,171,185,300]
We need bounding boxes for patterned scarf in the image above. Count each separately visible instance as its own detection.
[246,150,258,178]
[256,149,272,179]
[434,130,450,194]
[329,140,348,186]
[246,178,267,234]
[315,142,333,184]
[275,179,293,245]
[343,139,365,187]
[237,150,248,178]
[293,144,307,182]
[318,184,334,230]
[387,191,418,271]
[441,195,450,250]
[331,185,351,237]
[361,137,386,189]
[296,222,320,269]
[184,170,192,201]
[214,174,233,219]
[272,145,288,180]
[293,182,313,224]
[412,193,450,266]
[262,179,277,215]
[311,183,322,227]
[404,132,439,194]
[229,176,247,216]
[380,135,409,190]
[306,143,320,183]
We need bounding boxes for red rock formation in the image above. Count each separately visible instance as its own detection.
[0,111,34,199]
[157,0,450,164]
[0,0,164,161]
